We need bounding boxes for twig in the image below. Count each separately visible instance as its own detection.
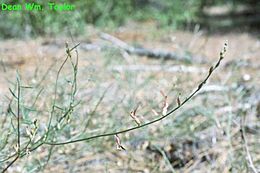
[1,42,228,172]
[100,32,206,63]
[1,42,81,172]
[44,43,227,146]
[2,155,19,173]
[45,42,80,141]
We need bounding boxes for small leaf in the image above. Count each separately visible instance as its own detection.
[160,90,167,99]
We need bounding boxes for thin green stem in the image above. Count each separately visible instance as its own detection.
[2,155,19,173]
[46,43,80,140]
[45,53,225,146]
[46,55,69,139]
[1,42,227,173]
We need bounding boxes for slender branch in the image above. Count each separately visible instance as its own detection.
[44,43,227,146]
[46,42,80,140]
[2,155,19,173]
[1,141,44,173]
[0,153,16,163]
[46,55,69,138]
[1,43,81,172]
[99,32,206,63]
[0,137,32,169]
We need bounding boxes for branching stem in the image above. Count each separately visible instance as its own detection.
[44,44,226,146]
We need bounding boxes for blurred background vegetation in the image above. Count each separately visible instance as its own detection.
[0,0,259,38]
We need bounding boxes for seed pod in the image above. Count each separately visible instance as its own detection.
[177,97,181,106]
[160,90,169,116]
[115,134,126,150]
[209,66,214,74]
[162,102,169,116]
[152,109,159,116]
[130,110,141,126]
[198,83,203,90]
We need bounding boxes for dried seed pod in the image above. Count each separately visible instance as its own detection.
[162,102,169,116]
[115,134,126,150]
[160,90,167,98]
[130,109,141,126]
[177,96,181,106]
[152,109,159,116]
[133,105,139,115]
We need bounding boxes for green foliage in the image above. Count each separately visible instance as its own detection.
[0,0,204,38]
[79,0,135,26]
[1,0,254,38]
[135,0,202,28]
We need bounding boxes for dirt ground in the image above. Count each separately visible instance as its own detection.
[0,23,259,172]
